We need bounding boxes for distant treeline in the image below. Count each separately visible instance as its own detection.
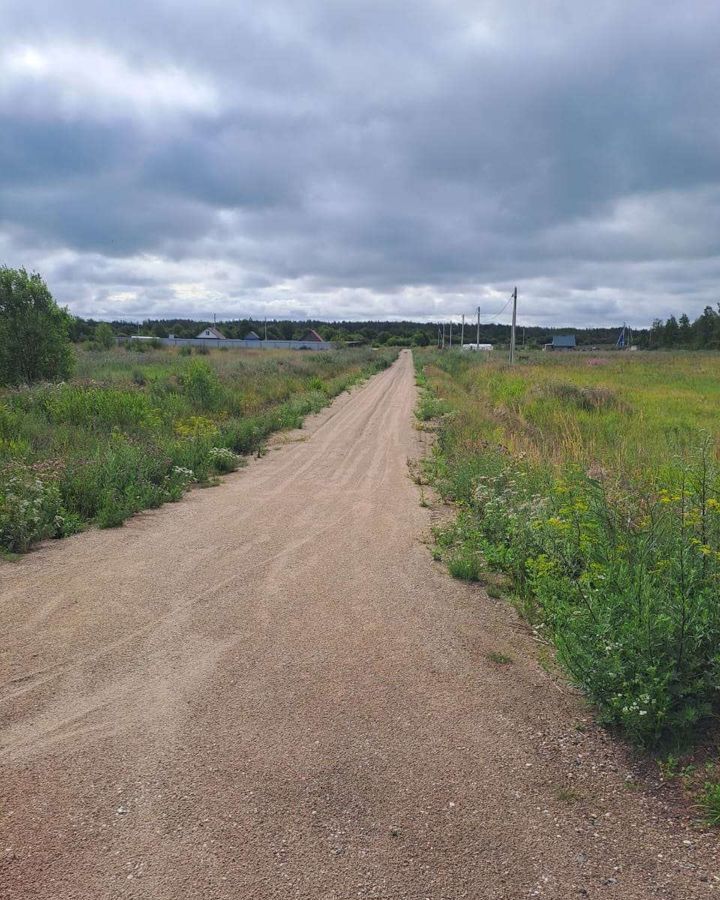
[69,317,648,349]
[648,306,720,350]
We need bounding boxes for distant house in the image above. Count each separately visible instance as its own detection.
[196,326,226,340]
[244,331,261,341]
[301,329,324,342]
[545,334,576,351]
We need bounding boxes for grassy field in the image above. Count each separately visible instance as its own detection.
[417,349,720,756]
[0,345,396,554]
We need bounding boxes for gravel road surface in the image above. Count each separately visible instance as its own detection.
[1,350,718,898]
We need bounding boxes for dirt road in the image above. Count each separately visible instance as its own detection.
[1,350,717,898]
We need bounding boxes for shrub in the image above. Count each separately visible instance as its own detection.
[0,267,74,386]
[180,359,222,410]
[95,322,115,350]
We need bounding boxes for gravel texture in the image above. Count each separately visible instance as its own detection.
[1,349,718,899]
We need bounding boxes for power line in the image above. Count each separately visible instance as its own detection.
[478,292,515,321]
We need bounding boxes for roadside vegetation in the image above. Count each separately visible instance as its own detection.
[416,349,720,757]
[0,345,396,554]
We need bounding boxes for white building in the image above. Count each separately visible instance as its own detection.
[196,326,226,340]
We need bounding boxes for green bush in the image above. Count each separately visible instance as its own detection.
[0,267,74,386]
[95,322,115,350]
[181,359,223,410]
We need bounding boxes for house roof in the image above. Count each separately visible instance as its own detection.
[301,329,324,342]
[245,331,261,340]
[197,325,225,339]
[552,334,576,347]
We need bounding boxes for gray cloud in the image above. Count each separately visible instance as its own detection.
[1,0,719,327]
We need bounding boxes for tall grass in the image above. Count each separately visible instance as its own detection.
[418,349,720,747]
[0,346,396,553]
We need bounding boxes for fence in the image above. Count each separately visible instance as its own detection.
[128,336,334,351]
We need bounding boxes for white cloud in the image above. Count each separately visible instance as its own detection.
[0,42,219,121]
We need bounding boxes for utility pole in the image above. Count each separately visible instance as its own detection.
[476,306,480,347]
[437,326,441,348]
[461,314,465,348]
[264,317,267,341]
[509,286,518,364]
[449,320,453,349]
[441,322,445,349]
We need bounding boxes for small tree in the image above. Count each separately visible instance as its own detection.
[95,322,115,350]
[0,267,74,385]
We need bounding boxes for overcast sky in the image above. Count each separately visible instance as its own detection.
[1,1,719,327]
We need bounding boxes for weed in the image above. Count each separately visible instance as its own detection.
[699,781,720,826]
[555,787,583,803]
[659,755,680,780]
[447,551,482,581]
[415,393,451,422]
[487,651,513,665]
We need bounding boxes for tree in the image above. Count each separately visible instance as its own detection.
[678,313,692,346]
[0,267,74,385]
[663,315,680,347]
[649,319,665,349]
[95,322,115,350]
[693,306,717,349]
